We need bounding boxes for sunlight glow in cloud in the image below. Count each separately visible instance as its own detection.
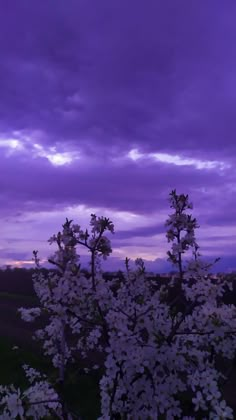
[9,260,34,267]
[5,258,47,268]
[0,139,24,154]
[33,143,79,166]
[127,149,231,171]
[0,136,79,166]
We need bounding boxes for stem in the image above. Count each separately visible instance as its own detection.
[91,250,96,291]
[176,226,183,282]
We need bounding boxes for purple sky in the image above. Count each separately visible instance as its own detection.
[0,1,236,273]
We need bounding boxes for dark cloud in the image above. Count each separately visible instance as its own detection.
[115,224,165,240]
[204,215,236,227]
[0,1,234,158]
[0,1,236,270]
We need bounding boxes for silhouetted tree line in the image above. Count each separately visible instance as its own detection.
[0,267,235,306]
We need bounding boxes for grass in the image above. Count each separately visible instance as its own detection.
[0,336,48,387]
[0,291,37,303]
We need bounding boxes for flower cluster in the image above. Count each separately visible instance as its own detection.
[0,365,61,419]
[0,196,235,419]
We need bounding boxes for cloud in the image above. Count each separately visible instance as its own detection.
[0,1,236,270]
[0,148,228,214]
[0,1,234,157]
